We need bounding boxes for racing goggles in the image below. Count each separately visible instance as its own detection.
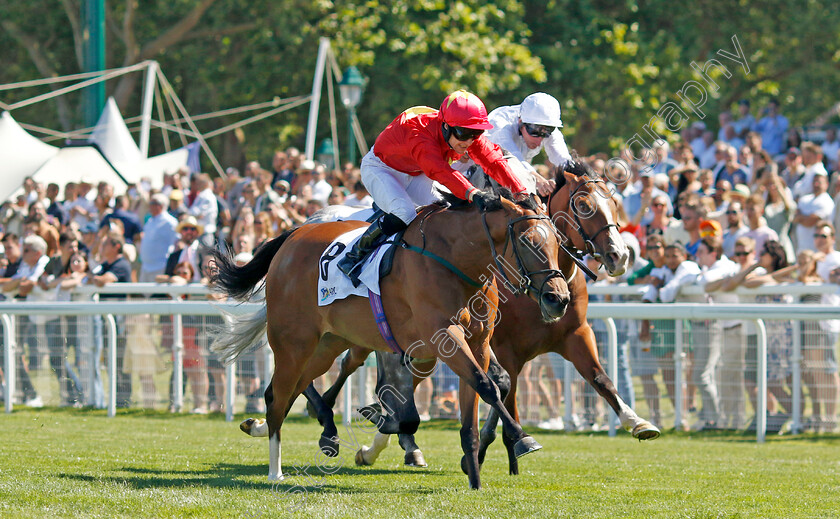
[522,123,556,138]
[450,126,484,141]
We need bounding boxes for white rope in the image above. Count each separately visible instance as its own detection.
[154,81,172,152]
[325,50,341,168]
[156,68,225,177]
[5,62,150,111]
[158,73,189,149]
[0,61,154,92]
[202,96,311,139]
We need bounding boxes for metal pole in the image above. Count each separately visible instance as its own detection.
[791,320,802,434]
[674,320,684,430]
[225,362,236,422]
[305,38,331,160]
[343,352,353,426]
[2,315,14,414]
[605,318,618,437]
[564,355,574,429]
[82,0,106,128]
[756,319,767,443]
[138,61,159,157]
[105,314,117,417]
[173,314,184,412]
[348,107,356,166]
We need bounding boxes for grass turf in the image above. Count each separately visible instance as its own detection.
[1,408,838,518]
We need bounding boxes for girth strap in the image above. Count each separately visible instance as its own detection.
[368,290,404,355]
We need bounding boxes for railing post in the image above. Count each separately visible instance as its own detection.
[674,319,684,430]
[225,361,236,422]
[755,319,767,443]
[105,314,117,417]
[343,352,353,426]
[2,315,14,414]
[564,353,574,429]
[172,314,184,413]
[604,318,618,437]
[791,320,802,435]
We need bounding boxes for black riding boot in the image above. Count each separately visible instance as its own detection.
[337,217,390,287]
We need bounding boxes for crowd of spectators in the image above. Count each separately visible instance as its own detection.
[1,98,839,431]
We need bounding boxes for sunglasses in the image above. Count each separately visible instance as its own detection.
[726,210,740,215]
[733,251,752,257]
[652,202,666,208]
[814,233,832,239]
[22,248,34,253]
[450,126,484,141]
[522,123,555,138]
[647,244,664,250]
[181,226,198,232]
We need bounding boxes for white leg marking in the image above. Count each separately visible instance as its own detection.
[360,432,391,465]
[268,432,284,481]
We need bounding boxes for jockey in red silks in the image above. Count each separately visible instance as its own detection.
[338,89,528,286]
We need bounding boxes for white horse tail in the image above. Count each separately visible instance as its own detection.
[210,304,268,365]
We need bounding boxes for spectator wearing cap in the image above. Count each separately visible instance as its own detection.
[99,195,143,244]
[752,98,789,156]
[292,159,317,197]
[187,174,218,236]
[794,170,834,252]
[793,142,829,200]
[168,189,187,220]
[158,216,203,283]
[721,200,749,258]
[138,194,178,282]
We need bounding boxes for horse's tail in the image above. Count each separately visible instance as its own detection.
[211,230,293,301]
[210,305,268,365]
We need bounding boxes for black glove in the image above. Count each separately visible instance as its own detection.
[470,190,495,212]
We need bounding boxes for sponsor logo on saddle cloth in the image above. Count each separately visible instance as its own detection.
[317,227,390,306]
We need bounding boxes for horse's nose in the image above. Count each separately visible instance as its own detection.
[540,291,570,320]
[605,249,628,276]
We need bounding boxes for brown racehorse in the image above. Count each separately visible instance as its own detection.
[308,162,660,473]
[210,188,570,489]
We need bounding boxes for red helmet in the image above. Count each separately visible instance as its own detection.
[439,90,493,130]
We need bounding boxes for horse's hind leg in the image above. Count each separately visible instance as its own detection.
[565,325,660,440]
[302,383,340,457]
[319,346,371,409]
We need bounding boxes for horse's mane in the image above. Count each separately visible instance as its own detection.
[551,156,598,198]
[437,185,539,213]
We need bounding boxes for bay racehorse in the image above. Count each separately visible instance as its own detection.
[304,162,660,472]
[210,188,570,489]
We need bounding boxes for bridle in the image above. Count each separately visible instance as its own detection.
[551,176,619,259]
[480,207,566,306]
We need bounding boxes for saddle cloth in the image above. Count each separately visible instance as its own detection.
[317,226,391,306]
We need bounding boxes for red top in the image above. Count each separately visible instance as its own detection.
[372,107,526,200]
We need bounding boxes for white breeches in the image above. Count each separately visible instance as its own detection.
[360,149,440,225]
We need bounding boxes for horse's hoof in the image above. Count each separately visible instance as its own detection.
[405,450,427,468]
[240,418,268,437]
[267,472,286,481]
[319,434,339,457]
[513,436,542,458]
[632,421,661,441]
[355,447,372,466]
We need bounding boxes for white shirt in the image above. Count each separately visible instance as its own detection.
[644,260,701,303]
[188,188,218,235]
[485,104,572,174]
[795,192,834,252]
[697,256,740,326]
[139,211,178,272]
[817,250,840,332]
[792,162,828,200]
[344,193,373,208]
[822,139,840,169]
[309,179,333,205]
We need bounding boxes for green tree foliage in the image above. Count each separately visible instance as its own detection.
[2,0,839,167]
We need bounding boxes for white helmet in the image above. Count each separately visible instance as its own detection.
[519,92,563,128]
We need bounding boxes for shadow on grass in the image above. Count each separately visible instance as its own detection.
[57,461,446,494]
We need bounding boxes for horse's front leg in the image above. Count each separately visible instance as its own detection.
[477,353,512,467]
[439,324,541,466]
[459,380,482,489]
[565,325,660,440]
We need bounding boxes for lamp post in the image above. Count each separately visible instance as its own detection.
[316,138,335,170]
[339,66,365,166]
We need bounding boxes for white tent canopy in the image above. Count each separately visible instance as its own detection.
[31,145,129,194]
[0,112,59,201]
[89,97,142,164]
